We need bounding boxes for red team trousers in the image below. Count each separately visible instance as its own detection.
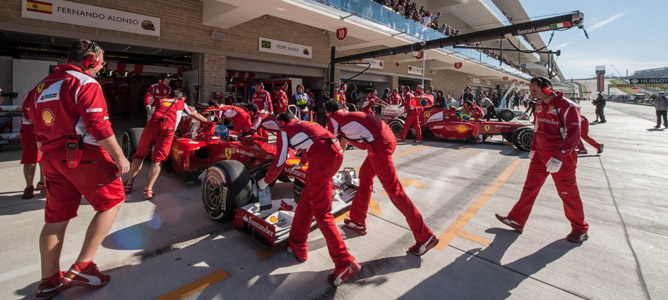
[399,109,423,141]
[577,116,601,151]
[289,139,355,270]
[350,126,433,243]
[507,150,588,232]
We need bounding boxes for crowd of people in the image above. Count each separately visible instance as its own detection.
[373,0,460,36]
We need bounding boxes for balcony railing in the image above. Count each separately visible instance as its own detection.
[306,0,531,78]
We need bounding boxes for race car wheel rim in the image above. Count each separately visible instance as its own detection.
[389,121,403,137]
[518,130,533,150]
[203,167,228,218]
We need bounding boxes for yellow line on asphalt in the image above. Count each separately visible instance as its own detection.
[257,243,287,260]
[393,145,430,159]
[458,231,490,245]
[369,199,382,215]
[156,269,229,300]
[435,158,522,250]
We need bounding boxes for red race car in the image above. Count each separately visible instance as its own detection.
[380,95,534,151]
[122,106,358,247]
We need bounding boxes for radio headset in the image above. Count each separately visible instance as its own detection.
[83,41,101,69]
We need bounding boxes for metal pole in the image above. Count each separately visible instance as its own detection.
[421,51,426,87]
[329,46,336,99]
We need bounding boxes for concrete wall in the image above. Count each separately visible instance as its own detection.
[431,69,470,98]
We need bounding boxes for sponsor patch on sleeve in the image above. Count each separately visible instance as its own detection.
[86,108,103,113]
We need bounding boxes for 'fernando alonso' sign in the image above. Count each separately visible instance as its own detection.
[22,0,161,37]
[259,37,312,59]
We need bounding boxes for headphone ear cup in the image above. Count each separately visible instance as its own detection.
[83,54,99,68]
[542,85,553,95]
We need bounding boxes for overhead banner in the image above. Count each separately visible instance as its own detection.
[629,78,668,84]
[610,83,668,88]
[407,65,422,75]
[259,37,312,59]
[22,0,161,37]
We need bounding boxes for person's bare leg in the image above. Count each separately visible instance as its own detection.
[23,164,36,187]
[39,221,69,277]
[38,163,45,184]
[145,162,161,191]
[75,204,123,263]
[125,158,143,185]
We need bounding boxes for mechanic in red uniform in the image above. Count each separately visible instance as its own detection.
[496,77,589,243]
[125,90,208,199]
[399,86,423,143]
[20,98,46,199]
[334,83,347,106]
[216,103,252,134]
[259,112,360,286]
[275,82,289,114]
[251,81,273,114]
[361,90,389,115]
[25,40,130,300]
[325,100,439,256]
[144,74,172,120]
[576,114,604,155]
[462,101,485,121]
[387,88,402,105]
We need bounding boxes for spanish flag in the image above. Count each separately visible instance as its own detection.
[26,0,52,14]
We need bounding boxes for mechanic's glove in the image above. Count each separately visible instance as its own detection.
[257,178,269,190]
[145,105,151,112]
[529,150,534,160]
[545,157,562,173]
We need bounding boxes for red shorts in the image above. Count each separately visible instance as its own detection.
[41,144,125,223]
[20,125,41,164]
[133,125,174,163]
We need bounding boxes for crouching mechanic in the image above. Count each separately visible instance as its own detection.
[216,103,252,134]
[495,77,589,243]
[325,100,439,256]
[125,90,208,199]
[259,112,360,286]
[25,39,130,300]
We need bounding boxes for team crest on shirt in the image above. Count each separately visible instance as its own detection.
[42,108,55,126]
[225,148,232,160]
[484,125,490,131]
[536,105,542,113]
[37,83,45,94]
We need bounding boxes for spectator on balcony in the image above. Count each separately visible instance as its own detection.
[438,24,446,34]
[422,12,431,27]
[430,16,439,30]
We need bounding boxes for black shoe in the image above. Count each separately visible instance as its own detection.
[566,230,588,243]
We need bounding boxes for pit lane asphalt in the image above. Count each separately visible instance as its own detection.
[0,102,666,299]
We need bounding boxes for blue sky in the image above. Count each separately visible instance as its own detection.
[520,0,667,79]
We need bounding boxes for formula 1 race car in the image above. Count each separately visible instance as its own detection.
[380,98,534,151]
[121,109,358,247]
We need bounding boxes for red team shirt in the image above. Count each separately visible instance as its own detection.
[387,94,402,105]
[144,83,172,107]
[24,64,114,153]
[147,97,192,130]
[361,95,381,115]
[276,90,289,114]
[532,92,581,160]
[251,90,273,113]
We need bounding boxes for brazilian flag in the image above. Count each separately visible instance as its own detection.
[261,40,271,49]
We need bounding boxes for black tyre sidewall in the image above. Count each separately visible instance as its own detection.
[201,160,252,221]
[512,127,534,151]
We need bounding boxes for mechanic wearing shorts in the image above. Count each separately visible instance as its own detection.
[260,112,360,286]
[496,77,589,243]
[325,100,439,256]
[24,40,130,300]
[19,101,45,199]
[399,86,423,143]
[125,90,208,199]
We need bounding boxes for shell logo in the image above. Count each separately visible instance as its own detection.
[457,124,467,133]
[286,158,301,165]
[42,109,55,126]
[269,216,278,223]
[163,101,172,106]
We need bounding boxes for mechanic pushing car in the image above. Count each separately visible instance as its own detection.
[24,40,130,300]
[399,86,423,143]
[144,74,172,120]
[125,90,209,199]
[216,103,253,134]
[496,77,589,243]
[325,100,439,256]
[251,80,273,114]
[258,112,360,286]
[361,89,389,115]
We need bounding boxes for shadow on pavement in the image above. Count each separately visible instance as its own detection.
[399,228,580,299]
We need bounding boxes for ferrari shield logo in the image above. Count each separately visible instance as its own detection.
[425,112,431,119]
[37,83,45,94]
[225,148,232,160]
[484,125,490,131]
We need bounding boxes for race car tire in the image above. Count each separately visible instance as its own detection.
[388,119,415,138]
[122,127,144,160]
[388,119,405,137]
[512,127,534,151]
[201,160,252,221]
[499,109,515,122]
